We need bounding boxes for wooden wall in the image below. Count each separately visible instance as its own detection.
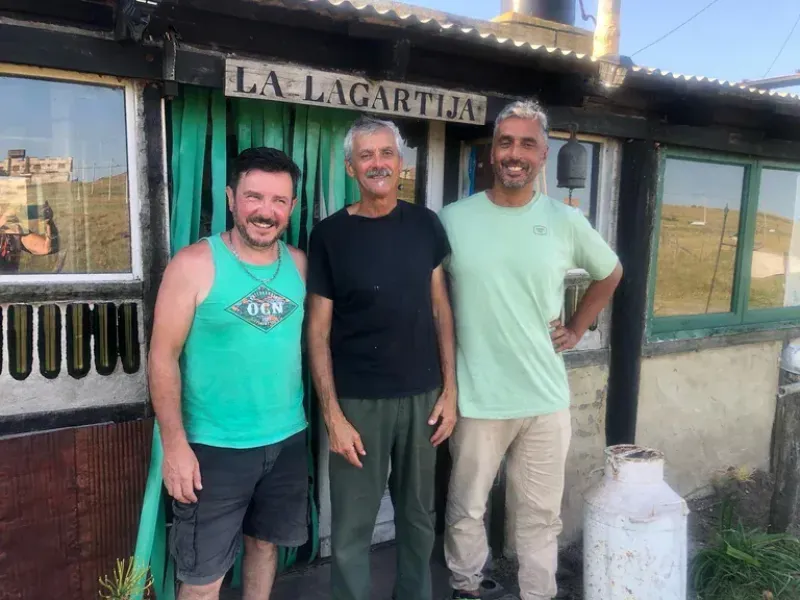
[0,418,153,600]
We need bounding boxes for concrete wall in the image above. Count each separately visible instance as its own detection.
[637,341,781,497]
[561,364,610,545]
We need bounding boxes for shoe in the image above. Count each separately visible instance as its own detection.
[451,590,481,599]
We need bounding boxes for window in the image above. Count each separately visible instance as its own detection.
[395,119,427,205]
[0,66,147,395]
[0,72,139,281]
[537,136,600,226]
[649,150,800,337]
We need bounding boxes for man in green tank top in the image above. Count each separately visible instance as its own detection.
[149,148,309,600]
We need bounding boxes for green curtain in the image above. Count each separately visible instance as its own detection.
[132,86,221,600]
[133,90,361,599]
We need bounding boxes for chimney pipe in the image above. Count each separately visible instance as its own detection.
[500,0,575,27]
[593,0,621,58]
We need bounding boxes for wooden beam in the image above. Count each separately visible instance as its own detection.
[770,382,800,536]
[605,139,659,446]
[0,402,148,436]
[547,107,800,161]
[0,22,161,80]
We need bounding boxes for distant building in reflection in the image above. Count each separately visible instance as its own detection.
[0,149,73,184]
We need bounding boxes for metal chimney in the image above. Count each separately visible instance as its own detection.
[500,0,575,26]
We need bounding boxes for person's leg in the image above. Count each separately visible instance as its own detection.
[388,390,439,600]
[170,444,261,600]
[506,409,571,600]
[330,399,396,600]
[242,538,277,600]
[177,580,225,600]
[242,430,310,600]
[444,418,520,596]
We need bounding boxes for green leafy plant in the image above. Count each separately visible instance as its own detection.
[98,557,153,600]
[692,500,800,599]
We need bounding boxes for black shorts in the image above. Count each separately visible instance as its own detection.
[169,430,309,585]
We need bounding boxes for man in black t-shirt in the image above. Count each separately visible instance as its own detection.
[307,116,457,600]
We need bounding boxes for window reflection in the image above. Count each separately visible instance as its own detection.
[0,75,131,276]
[653,158,745,317]
[749,168,800,309]
[395,120,425,204]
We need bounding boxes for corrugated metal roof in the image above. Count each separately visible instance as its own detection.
[300,0,800,104]
[630,67,800,102]
[302,0,595,62]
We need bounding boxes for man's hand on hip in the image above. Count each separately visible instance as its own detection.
[550,319,580,353]
[429,387,457,447]
[162,439,202,503]
[328,417,367,468]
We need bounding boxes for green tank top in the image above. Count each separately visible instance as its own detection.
[180,234,306,448]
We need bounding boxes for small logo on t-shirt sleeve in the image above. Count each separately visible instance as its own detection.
[533,225,548,236]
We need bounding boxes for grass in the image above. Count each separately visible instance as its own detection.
[692,498,800,600]
[654,204,797,317]
[17,173,132,275]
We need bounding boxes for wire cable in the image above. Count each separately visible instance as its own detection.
[632,0,724,57]
[762,10,800,77]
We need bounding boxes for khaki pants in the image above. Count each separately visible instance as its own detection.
[444,410,571,600]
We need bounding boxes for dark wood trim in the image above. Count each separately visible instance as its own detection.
[643,325,800,359]
[0,281,143,304]
[0,401,149,438]
[606,139,659,446]
[0,22,161,80]
[548,107,800,162]
[175,48,224,88]
[141,83,170,344]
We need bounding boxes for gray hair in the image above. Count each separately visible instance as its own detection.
[494,100,549,138]
[344,116,405,162]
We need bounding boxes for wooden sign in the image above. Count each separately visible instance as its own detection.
[225,58,487,125]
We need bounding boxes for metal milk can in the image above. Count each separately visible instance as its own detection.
[583,444,689,600]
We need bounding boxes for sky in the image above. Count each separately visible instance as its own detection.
[0,75,128,180]
[408,0,800,93]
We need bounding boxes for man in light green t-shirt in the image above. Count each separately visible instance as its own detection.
[439,100,622,600]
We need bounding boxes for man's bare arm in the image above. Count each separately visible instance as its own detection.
[19,232,51,255]
[306,293,366,468]
[551,263,623,352]
[19,204,58,255]
[428,265,457,446]
[149,243,210,501]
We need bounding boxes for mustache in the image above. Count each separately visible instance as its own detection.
[500,159,531,170]
[366,167,393,178]
[248,216,278,227]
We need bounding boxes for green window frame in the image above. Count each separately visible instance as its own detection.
[647,147,800,340]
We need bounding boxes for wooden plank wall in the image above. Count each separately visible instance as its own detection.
[0,418,153,600]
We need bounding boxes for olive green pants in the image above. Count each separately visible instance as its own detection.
[330,390,439,600]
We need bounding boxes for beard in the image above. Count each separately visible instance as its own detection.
[494,159,536,190]
[234,214,283,249]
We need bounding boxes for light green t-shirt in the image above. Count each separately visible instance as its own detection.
[439,191,619,420]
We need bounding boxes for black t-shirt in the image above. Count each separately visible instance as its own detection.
[307,201,450,399]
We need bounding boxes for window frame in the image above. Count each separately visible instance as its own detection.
[0,63,143,286]
[648,147,800,340]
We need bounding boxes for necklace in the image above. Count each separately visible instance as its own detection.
[226,231,282,286]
